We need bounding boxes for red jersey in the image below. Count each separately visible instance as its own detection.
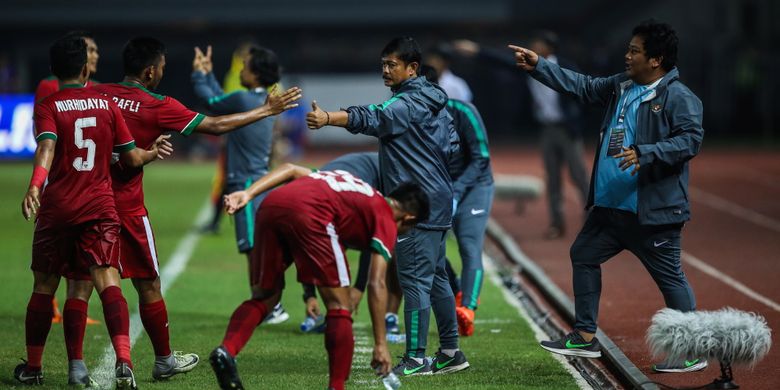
[91,82,205,215]
[35,76,98,103]
[33,84,135,227]
[266,170,397,260]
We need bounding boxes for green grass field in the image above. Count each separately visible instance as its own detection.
[0,162,577,389]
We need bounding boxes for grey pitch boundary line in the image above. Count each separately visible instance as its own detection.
[94,200,211,387]
[482,255,594,390]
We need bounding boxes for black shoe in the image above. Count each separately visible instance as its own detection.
[210,346,244,390]
[14,361,43,385]
[540,331,601,358]
[115,362,137,390]
[431,349,470,374]
[391,355,432,377]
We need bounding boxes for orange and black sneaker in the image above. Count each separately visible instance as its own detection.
[456,306,475,336]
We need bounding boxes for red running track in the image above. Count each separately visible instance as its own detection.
[488,146,780,390]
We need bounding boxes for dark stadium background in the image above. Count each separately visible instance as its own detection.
[1,0,777,152]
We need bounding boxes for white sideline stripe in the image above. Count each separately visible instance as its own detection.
[690,187,780,233]
[683,251,780,312]
[94,200,211,387]
[483,255,593,390]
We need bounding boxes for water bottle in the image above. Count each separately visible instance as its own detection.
[300,316,317,332]
[381,372,401,390]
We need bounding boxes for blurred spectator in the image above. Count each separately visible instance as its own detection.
[425,43,473,102]
[454,32,589,239]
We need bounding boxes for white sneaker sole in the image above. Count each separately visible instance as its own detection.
[264,311,290,324]
[652,361,708,373]
[540,344,602,358]
[434,361,470,374]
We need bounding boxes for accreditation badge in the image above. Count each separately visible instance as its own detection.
[606,125,626,156]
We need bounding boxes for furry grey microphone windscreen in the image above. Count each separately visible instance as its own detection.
[646,308,771,367]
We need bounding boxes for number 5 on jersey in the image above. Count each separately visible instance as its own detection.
[73,117,96,171]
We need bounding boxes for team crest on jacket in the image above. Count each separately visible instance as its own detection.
[651,104,662,113]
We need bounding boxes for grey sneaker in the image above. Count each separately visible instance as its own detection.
[540,331,602,358]
[153,351,200,380]
[652,358,708,373]
[391,355,432,377]
[431,349,470,374]
[115,362,137,390]
[68,359,97,387]
[263,303,290,324]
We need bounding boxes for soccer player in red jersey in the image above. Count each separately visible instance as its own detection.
[34,31,102,326]
[17,35,170,389]
[35,31,100,104]
[52,37,299,381]
[210,164,428,390]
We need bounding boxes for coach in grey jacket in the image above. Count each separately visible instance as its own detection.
[306,37,469,376]
[511,21,706,373]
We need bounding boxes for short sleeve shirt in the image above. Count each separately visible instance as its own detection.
[92,82,205,215]
[34,85,135,227]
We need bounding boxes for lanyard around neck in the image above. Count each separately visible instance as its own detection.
[617,86,653,124]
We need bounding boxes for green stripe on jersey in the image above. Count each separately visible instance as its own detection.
[368,93,405,111]
[118,81,165,101]
[410,310,419,353]
[207,91,242,106]
[449,100,489,158]
[181,113,206,136]
[469,269,483,309]
[370,238,392,261]
[113,141,136,153]
[245,178,255,248]
[35,132,57,142]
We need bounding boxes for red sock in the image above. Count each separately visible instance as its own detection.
[325,309,354,390]
[140,300,171,357]
[25,292,54,370]
[222,299,268,356]
[99,286,132,368]
[63,298,88,361]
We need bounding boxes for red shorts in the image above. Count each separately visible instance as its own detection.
[118,214,160,279]
[32,219,121,280]
[251,206,351,290]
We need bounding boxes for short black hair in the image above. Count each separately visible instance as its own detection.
[50,35,87,79]
[123,37,166,76]
[418,64,439,84]
[381,37,422,66]
[246,46,281,87]
[632,20,678,71]
[63,30,94,41]
[388,182,430,224]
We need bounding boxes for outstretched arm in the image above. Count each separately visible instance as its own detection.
[223,162,312,214]
[194,87,302,135]
[509,45,618,106]
[306,100,349,129]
